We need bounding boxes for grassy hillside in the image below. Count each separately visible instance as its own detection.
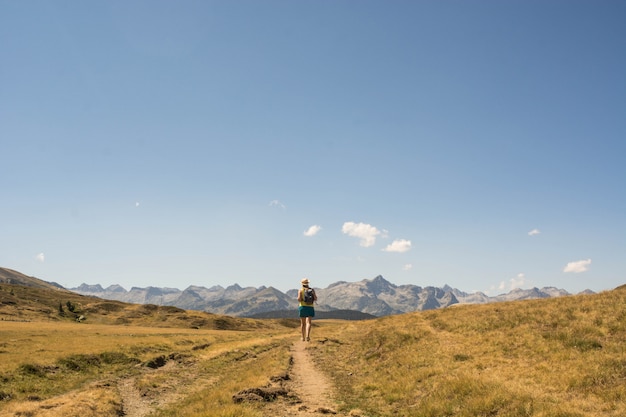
[1,278,625,416]
[0,280,297,417]
[309,287,626,417]
[0,281,283,331]
[0,267,65,290]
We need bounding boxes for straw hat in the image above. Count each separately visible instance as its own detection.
[301,278,310,285]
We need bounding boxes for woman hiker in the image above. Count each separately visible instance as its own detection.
[298,278,317,342]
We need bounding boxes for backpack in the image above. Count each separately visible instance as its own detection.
[303,288,315,304]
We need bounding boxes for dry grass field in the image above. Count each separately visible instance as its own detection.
[309,287,626,417]
[0,281,298,417]
[0,321,297,417]
[1,280,626,416]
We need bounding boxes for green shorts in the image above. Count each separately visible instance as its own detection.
[299,306,315,318]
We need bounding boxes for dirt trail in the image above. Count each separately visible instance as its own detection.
[289,341,336,412]
[261,340,356,417]
[117,378,148,417]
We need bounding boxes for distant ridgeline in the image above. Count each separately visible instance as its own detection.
[70,275,583,318]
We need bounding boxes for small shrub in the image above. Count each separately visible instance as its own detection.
[214,318,232,330]
[140,304,159,313]
[161,306,185,314]
[145,355,167,369]
[190,319,208,328]
[18,364,46,377]
[58,354,101,371]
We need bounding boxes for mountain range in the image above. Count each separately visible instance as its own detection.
[71,275,585,317]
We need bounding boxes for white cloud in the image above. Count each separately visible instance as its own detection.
[528,229,540,236]
[341,221,381,247]
[403,263,413,271]
[135,201,140,207]
[510,273,525,289]
[269,200,286,209]
[496,273,526,292]
[382,239,412,253]
[303,225,321,237]
[563,259,591,273]
[35,253,45,262]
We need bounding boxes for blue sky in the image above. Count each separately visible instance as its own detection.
[1,1,624,294]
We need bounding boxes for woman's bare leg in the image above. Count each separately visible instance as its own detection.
[300,317,307,341]
[305,317,312,341]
